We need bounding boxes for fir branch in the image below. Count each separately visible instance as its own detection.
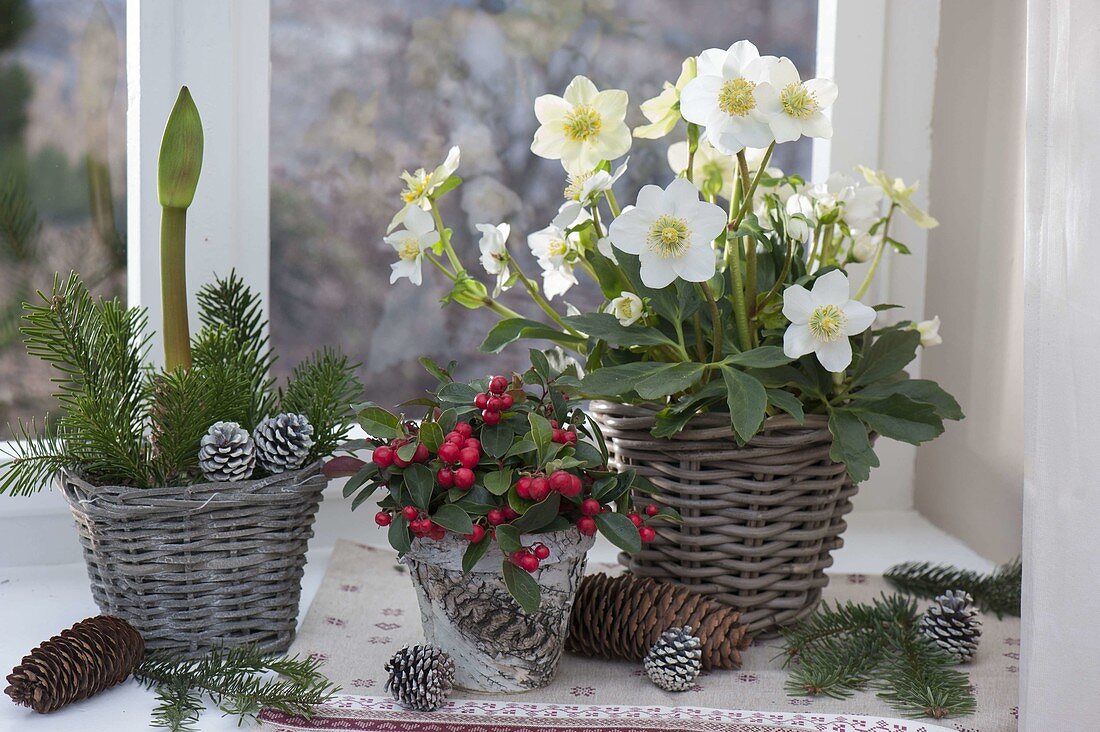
[885,558,1021,618]
[134,645,339,732]
[781,593,976,720]
[194,272,277,426]
[0,418,71,496]
[281,348,362,461]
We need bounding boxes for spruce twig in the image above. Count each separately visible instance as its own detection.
[781,593,976,720]
[885,558,1021,618]
[134,645,340,732]
[281,348,362,461]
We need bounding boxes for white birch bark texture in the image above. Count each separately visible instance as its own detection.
[403,529,594,693]
[1023,0,1100,727]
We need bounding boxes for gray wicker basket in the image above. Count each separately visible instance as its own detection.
[590,401,860,636]
[59,463,327,656]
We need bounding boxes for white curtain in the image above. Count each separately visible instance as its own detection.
[1024,0,1100,727]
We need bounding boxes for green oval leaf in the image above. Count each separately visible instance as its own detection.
[512,492,561,533]
[484,468,514,496]
[502,561,541,614]
[403,463,434,510]
[481,424,513,458]
[594,511,642,554]
[432,504,474,535]
[495,524,522,554]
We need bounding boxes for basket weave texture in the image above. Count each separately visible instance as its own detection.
[59,463,327,656]
[590,401,859,636]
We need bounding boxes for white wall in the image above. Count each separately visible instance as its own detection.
[913,0,1025,561]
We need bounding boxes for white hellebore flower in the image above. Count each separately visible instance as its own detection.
[667,139,736,201]
[531,75,631,175]
[553,159,629,230]
[477,222,512,296]
[605,292,645,326]
[634,58,697,140]
[387,146,461,233]
[857,166,939,229]
[755,58,837,144]
[782,270,876,372]
[528,224,580,300]
[915,316,942,347]
[608,177,727,289]
[680,40,776,155]
[384,205,439,286]
[849,232,877,263]
[785,193,815,243]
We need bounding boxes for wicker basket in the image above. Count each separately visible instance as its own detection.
[590,401,860,636]
[59,463,327,656]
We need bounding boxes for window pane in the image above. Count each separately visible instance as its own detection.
[270,0,817,400]
[0,0,127,426]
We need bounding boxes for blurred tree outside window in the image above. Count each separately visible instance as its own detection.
[0,0,127,427]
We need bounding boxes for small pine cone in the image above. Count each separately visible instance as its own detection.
[920,590,982,663]
[199,421,256,482]
[5,615,144,713]
[644,625,703,692]
[253,413,314,474]
[384,644,455,712]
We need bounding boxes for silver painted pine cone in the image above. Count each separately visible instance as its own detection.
[643,625,702,692]
[253,413,314,474]
[198,422,256,482]
[384,644,455,712]
[920,590,982,663]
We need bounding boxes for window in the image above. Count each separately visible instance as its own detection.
[0,0,127,427]
[268,0,817,401]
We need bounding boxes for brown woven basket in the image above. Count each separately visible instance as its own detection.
[59,463,327,656]
[590,401,860,636]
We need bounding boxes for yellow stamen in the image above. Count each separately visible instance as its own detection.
[808,304,847,342]
[780,83,818,120]
[646,214,691,258]
[398,240,420,262]
[718,77,756,117]
[563,105,603,142]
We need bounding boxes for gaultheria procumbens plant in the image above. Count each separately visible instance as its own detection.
[158,86,204,370]
[0,90,362,495]
[376,41,962,482]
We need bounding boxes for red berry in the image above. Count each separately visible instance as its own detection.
[463,438,481,452]
[410,518,428,534]
[489,375,509,395]
[458,447,480,469]
[549,470,573,493]
[402,505,419,521]
[561,474,583,497]
[628,513,643,527]
[413,443,430,463]
[520,553,540,573]
[436,467,455,488]
[499,393,514,410]
[529,477,551,502]
[454,467,475,490]
[645,504,659,516]
[481,409,501,425]
[639,526,656,543]
[516,476,533,500]
[551,428,565,444]
[431,523,447,540]
[487,509,506,526]
[533,543,550,560]
[454,422,473,438]
[576,517,597,536]
[392,441,411,467]
[474,392,489,409]
[509,550,525,564]
[549,419,559,429]
[374,511,392,526]
[465,524,486,543]
[437,442,461,463]
[486,396,503,412]
[372,445,395,467]
[565,430,577,444]
[581,498,601,516]
[445,431,465,445]
[502,506,519,520]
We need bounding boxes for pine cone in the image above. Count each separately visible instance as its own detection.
[384,645,454,712]
[253,413,314,474]
[920,590,982,663]
[199,421,256,482]
[567,573,748,670]
[5,615,144,713]
[644,625,702,692]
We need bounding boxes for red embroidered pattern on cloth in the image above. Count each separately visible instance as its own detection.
[258,695,955,732]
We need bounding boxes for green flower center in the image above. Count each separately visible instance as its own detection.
[398,240,421,262]
[718,77,756,117]
[780,83,818,120]
[563,105,603,142]
[401,172,430,204]
[647,214,691,258]
[547,238,569,258]
[808,304,847,342]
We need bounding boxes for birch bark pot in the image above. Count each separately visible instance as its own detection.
[402,528,595,693]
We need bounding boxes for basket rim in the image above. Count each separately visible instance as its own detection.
[588,399,829,433]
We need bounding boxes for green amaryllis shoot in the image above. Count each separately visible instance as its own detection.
[158,86,204,370]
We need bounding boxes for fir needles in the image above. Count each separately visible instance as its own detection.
[781,594,976,719]
[885,558,1022,618]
